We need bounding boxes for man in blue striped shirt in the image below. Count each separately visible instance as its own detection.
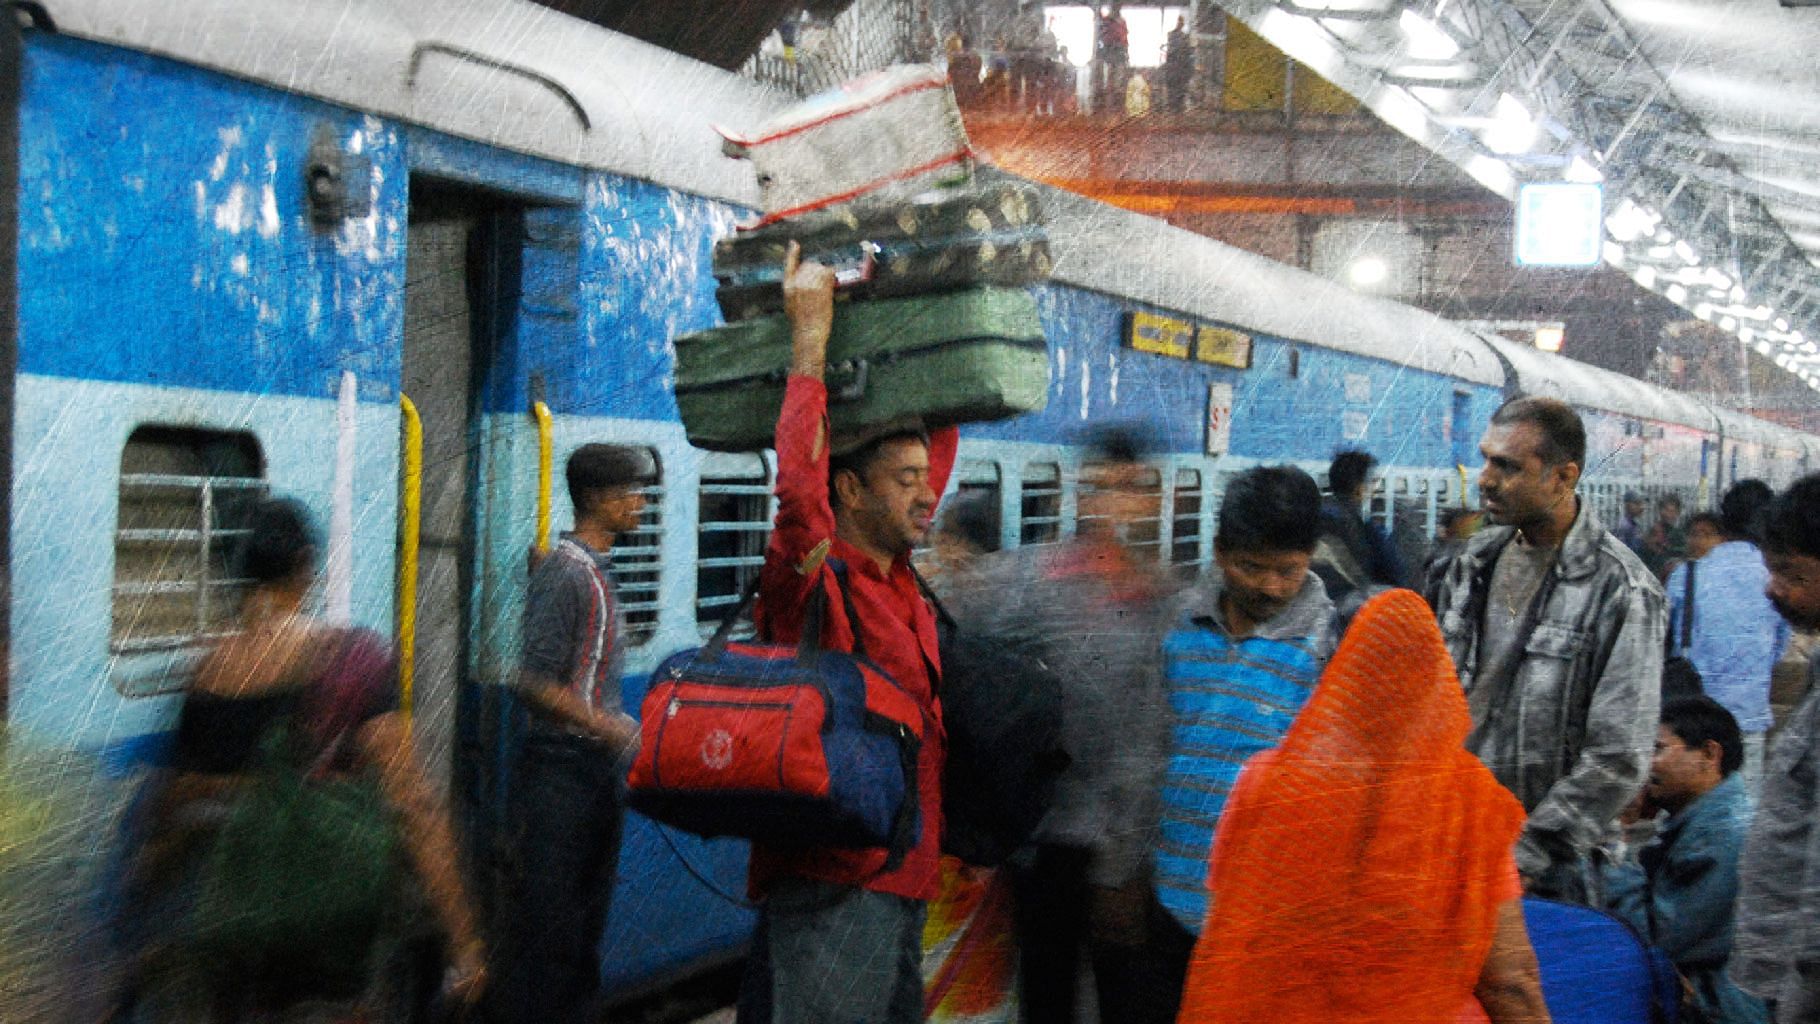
[1108,465,1337,1024]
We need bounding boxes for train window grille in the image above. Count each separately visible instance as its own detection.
[1020,463,1064,545]
[954,458,1003,547]
[614,448,665,647]
[1080,466,1163,557]
[696,452,773,638]
[111,427,266,657]
[1171,468,1204,571]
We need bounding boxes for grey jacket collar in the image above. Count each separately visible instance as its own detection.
[1459,498,1608,582]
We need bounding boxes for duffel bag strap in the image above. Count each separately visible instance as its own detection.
[702,560,848,667]
[824,558,869,661]
[909,565,957,635]
[704,573,765,657]
[881,718,920,873]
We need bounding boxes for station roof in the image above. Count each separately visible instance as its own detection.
[1216,0,1820,394]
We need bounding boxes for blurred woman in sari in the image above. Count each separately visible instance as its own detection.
[1177,589,1551,1024]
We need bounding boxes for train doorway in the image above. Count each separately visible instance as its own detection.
[400,180,496,792]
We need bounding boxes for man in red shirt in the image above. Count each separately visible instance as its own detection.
[738,243,955,1023]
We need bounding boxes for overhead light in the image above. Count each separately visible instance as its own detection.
[1398,9,1461,59]
[1776,318,1791,331]
[1534,325,1565,352]
[1673,240,1698,264]
[1730,285,1749,303]
[1666,283,1688,303]
[1349,257,1390,288]
[1634,266,1658,288]
[1740,327,1756,343]
[1694,303,1715,321]
[1602,241,1625,264]
[1605,199,1656,243]
[1705,269,1733,291]
[1721,316,1739,332]
[1483,94,1539,155]
[1757,340,1776,356]
[1565,156,1603,183]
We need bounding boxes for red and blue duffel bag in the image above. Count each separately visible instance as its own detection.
[627,560,923,864]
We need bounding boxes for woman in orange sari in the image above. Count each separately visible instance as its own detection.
[1177,589,1551,1024]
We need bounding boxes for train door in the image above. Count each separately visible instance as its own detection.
[400,181,495,790]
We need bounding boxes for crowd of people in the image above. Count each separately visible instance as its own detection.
[945,5,1198,118]
[83,242,1820,1024]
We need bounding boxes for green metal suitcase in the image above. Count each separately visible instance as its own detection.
[712,183,1052,321]
[674,287,1050,453]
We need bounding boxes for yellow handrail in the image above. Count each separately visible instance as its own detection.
[1457,463,1470,507]
[534,400,554,553]
[398,394,423,727]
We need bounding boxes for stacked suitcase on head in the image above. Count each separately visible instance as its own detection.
[674,65,1053,453]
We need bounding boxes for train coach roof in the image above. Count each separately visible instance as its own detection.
[1027,179,1506,387]
[1711,405,1811,451]
[1481,334,1716,432]
[31,0,774,207]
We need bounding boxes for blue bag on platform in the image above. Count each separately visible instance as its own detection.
[1523,897,1682,1024]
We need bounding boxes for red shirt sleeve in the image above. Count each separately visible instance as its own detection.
[757,375,839,646]
[927,424,959,512]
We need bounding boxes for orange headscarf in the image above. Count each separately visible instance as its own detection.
[1177,589,1526,1024]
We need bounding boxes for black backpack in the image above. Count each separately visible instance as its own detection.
[917,574,1071,867]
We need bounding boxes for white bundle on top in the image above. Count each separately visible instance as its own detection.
[718,64,974,224]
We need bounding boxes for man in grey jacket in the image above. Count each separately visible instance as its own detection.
[1734,473,1820,1023]
[1427,396,1664,903]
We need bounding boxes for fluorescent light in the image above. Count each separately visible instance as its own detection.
[1667,283,1688,303]
[1730,285,1748,303]
[1399,9,1461,59]
[1634,266,1658,288]
[1776,318,1791,331]
[1721,316,1739,331]
[1605,199,1655,243]
[1757,341,1775,355]
[1565,156,1603,183]
[1483,94,1539,155]
[1673,240,1698,264]
[1349,257,1390,288]
[1602,241,1625,264]
[1694,303,1715,321]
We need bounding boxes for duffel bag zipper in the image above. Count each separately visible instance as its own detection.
[666,696,794,718]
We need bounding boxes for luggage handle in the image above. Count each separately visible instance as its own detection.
[829,359,869,402]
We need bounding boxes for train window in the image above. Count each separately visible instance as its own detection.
[1128,467,1165,559]
[1078,465,1163,556]
[112,427,266,657]
[954,459,1003,548]
[696,452,772,636]
[1020,463,1063,545]
[614,447,665,647]
[1171,468,1204,570]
